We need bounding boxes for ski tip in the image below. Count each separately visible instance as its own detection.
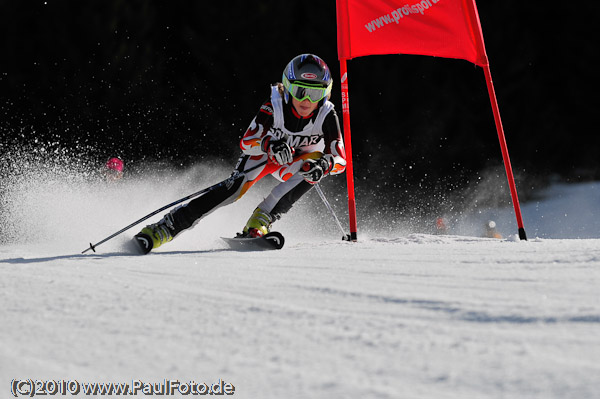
[264,231,285,250]
[131,234,153,255]
[222,231,285,251]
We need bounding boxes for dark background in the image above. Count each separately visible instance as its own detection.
[1,1,598,209]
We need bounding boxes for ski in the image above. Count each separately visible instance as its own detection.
[221,231,285,251]
[131,233,153,255]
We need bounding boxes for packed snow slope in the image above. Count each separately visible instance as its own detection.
[1,158,599,399]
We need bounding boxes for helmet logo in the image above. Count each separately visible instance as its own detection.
[301,72,317,79]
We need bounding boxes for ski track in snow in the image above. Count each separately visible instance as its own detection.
[1,163,599,398]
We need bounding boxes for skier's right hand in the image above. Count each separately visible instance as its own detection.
[265,138,294,165]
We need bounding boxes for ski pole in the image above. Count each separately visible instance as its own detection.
[82,160,267,254]
[313,183,351,241]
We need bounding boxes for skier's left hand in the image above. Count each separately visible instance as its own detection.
[299,157,331,183]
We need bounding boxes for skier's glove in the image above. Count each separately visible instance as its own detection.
[300,157,331,183]
[265,138,294,165]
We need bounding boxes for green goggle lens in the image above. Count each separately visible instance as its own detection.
[284,77,331,103]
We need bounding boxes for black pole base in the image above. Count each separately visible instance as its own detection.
[518,228,527,241]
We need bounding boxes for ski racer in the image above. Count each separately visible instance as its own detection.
[105,156,124,181]
[133,54,347,254]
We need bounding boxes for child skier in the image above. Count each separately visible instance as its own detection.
[134,54,346,254]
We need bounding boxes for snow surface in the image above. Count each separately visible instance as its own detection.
[1,160,599,399]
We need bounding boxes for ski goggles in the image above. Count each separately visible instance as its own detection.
[283,76,332,103]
